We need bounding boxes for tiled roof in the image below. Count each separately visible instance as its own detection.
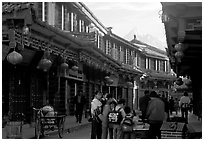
[2,2,32,14]
[131,38,167,56]
[145,48,167,58]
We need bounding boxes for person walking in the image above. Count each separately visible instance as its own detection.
[160,94,170,121]
[112,98,126,139]
[146,91,165,139]
[174,97,179,115]
[179,91,190,123]
[108,99,117,139]
[139,90,151,122]
[74,90,86,123]
[90,91,103,139]
[169,97,175,115]
[99,93,114,139]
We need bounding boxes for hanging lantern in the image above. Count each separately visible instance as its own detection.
[175,51,184,59]
[107,78,113,85]
[60,58,69,70]
[174,43,183,52]
[185,79,192,87]
[61,62,69,70]
[127,81,133,87]
[38,58,52,72]
[72,65,79,71]
[7,50,23,65]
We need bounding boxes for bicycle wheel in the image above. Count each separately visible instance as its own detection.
[58,118,65,138]
[35,118,41,139]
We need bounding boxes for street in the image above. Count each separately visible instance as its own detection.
[42,124,91,139]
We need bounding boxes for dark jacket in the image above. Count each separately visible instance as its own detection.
[74,95,86,107]
[139,95,151,116]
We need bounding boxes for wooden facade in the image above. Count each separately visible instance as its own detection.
[2,2,175,123]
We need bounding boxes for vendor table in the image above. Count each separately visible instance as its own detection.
[131,123,149,139]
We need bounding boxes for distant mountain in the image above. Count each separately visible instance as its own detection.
[124,28,167,51]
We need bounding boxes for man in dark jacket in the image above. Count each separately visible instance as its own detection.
[139,90,151,122]
[146,91,165,139]
[74,90,86,123]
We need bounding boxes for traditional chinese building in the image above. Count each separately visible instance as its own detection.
[2,2,176,123]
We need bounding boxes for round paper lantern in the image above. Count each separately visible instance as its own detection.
[72,65,79,71]
[107,78,113,85]
[127,81,133,87]
[185,79,192,87]
[38,58,52,72]
[175,51,184,59]
[174,43,183,52]
[7,50,23,65]
[61,62,69,70]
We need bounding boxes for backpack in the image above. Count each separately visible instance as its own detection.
[108,107,123,124]
[121,115,134,132]
[181,103,189,109]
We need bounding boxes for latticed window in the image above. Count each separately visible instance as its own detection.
[105,40,109,55]
[105,40,111,56]
[150,58,156,70]
[137,52,140,67]
[120,47,124,63]
[100,36,105,52]
[129,50,133,65]
[161,60,165,72]
[73,13,78,32]
[112,43,118,60]
[125,48,130,64]
[64,5,71,31]
[36,2,43,20]
[81,20,85,32]
[140,55,145,69]
[55,3,62,29]
[118,46,121,61]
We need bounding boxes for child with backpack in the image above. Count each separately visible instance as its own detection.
[108,99,126,139]
[107,100,117,139]
[121,106,134,139]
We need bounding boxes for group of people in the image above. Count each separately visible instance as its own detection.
[73,89,192,139]
[139,90,192,139]
[90,91,134,139]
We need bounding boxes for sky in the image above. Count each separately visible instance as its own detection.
[84,2,167,50]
